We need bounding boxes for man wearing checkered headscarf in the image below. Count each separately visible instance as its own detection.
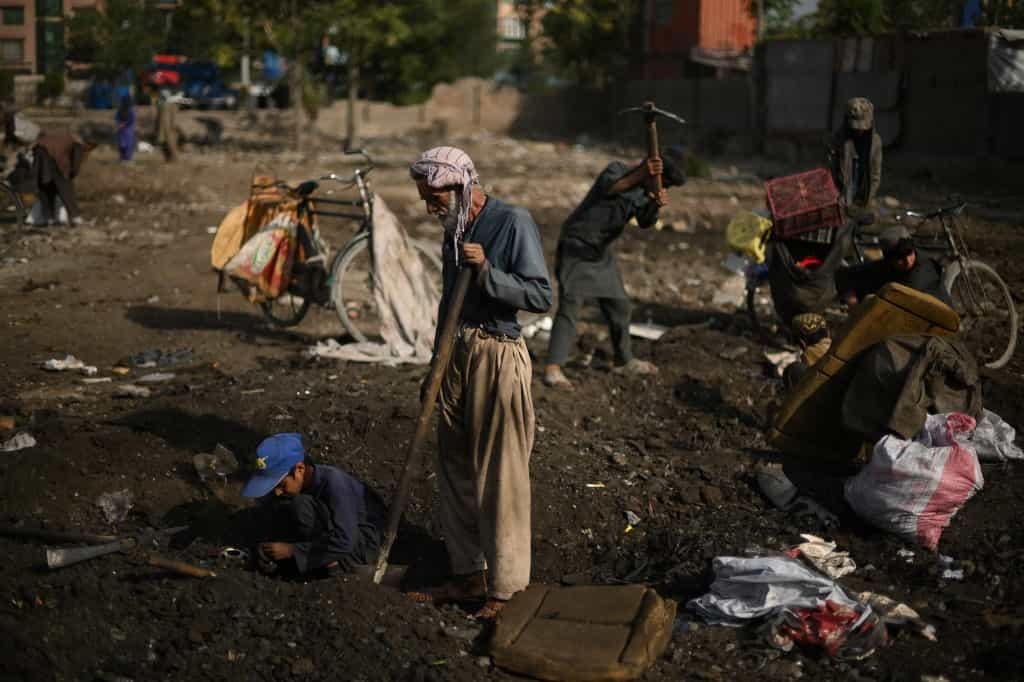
[409,146,479,262]
[407,146,552,619]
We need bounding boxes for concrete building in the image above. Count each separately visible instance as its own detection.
[0,0,104,76]
[638,0,757,79]
[496,0,545,52]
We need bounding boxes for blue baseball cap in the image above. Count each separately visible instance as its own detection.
[241,433,305,498]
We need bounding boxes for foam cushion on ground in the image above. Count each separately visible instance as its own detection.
[490,584,676,681]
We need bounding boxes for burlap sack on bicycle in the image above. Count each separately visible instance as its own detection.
[841,334,982,442]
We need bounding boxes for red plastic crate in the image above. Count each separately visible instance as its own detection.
[765,168,844,239]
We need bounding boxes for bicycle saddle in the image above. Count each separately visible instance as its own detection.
[295,180,319,197]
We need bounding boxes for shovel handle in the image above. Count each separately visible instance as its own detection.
[148,554,217,578]
[46,540,124,569]
[373,266,474,584]
[0,525,118,544]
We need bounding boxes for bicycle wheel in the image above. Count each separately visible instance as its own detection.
[944,259,1018,370]
[331,233,443,343]
[0,183,25,230]
[259,292,311,327]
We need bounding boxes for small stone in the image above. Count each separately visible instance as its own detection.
[677,485,702,506]
[291,657,315,676]
[609,452,628,469]
[700,486,724,506]
[476,656,491,668]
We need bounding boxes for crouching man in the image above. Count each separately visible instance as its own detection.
[407,146,552,619]
[242,433,387,576]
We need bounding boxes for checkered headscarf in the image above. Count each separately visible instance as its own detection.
[409,146,479,262]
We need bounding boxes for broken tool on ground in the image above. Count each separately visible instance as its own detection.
[44,525,213,578]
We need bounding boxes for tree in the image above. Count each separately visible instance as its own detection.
[67,0,166,77]
[540,0,642,88]
[371,0,497,105]
[305,1,410,149]
[165,0,245,69]
[815,0,889,35]
[748,0,802,38]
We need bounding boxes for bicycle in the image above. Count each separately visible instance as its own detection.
[743,202,1018,370]
[889,201,1018,370]
[0,152,29,233]
[232,149,442,342]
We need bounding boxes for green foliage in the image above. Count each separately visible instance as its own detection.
[816,0,890,34]
[165,0,245,69]
[749,0,803,37]
[38,70,65,101]
[66,0,498,106]
[67,0,166,77]
[685,152,711,180]
[0,71,14,103]
[759,0,980,37]
[540,0,642,88]
[301,75,327,121]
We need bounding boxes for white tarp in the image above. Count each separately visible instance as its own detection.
[306,196,439,365]
[989,30,1024,93]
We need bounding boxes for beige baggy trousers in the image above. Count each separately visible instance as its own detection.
[437,327,535,600]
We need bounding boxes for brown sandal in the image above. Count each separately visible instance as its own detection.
[404,571,487,605]
[472,599,507,620]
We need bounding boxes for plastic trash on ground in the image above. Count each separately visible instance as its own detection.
[688,555,883,659]
[764,350,800,377]
[628,322,667,340]
[726,210,773,264]
[1,432,37,452]
[521,316,553,339]
[972,409,1024,461]
[786,534,856,579]
[43,355,97,376]
[96,489,134,525]
[856,592,936,641]
[845,413,984,551]
[114,384,152,398]
[193,444,240,482]
[138,372,176,383]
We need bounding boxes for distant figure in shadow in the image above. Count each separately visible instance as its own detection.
[115,95,136,162]
[29,132,96,226]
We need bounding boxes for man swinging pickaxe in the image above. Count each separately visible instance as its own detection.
[540,100,688,389]
[618,101,687,200]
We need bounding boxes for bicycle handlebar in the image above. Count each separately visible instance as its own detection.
[900,201,966,222]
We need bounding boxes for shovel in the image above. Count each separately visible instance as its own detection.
[373,266,473,584]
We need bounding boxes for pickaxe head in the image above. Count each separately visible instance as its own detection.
[618,100,687,127]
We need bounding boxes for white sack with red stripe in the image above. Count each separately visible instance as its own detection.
[844,413,984,551]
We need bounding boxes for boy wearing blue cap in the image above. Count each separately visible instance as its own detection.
[242,433,387,576]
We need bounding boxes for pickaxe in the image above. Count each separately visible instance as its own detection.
[618,101,686,197]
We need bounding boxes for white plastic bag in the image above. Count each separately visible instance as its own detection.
[844,414,984,551]
[13,113,40,144]
[27,197,68,226]
[972,409,1024,461]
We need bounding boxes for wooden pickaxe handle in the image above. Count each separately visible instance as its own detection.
[647,115,663,192]
[373,266,474,584]
[644,102,662,197]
